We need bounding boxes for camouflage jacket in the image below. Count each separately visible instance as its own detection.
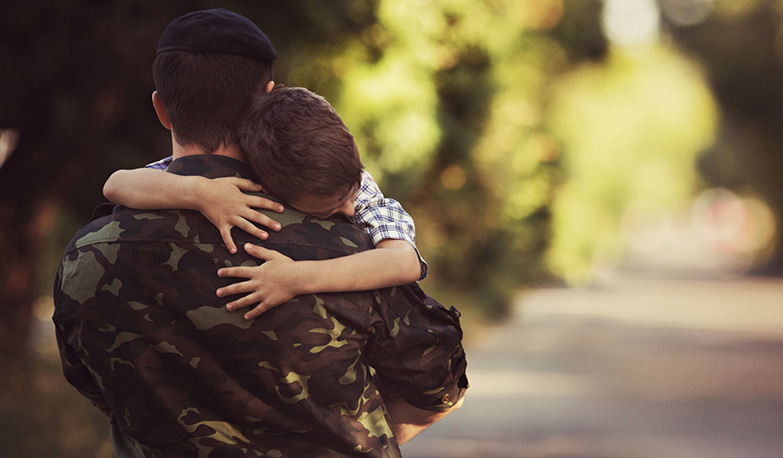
[53,155,468,458]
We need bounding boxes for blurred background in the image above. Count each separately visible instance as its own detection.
[1,0,782,456]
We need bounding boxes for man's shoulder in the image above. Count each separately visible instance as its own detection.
[67,202,373,261]
[65,206,211,252]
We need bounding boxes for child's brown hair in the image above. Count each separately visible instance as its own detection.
[239,86,363,203]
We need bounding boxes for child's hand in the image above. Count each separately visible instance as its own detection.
[197,177,285,254]
[216,243,302,320]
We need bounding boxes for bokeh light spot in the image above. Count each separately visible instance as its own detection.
[441,164,467,190]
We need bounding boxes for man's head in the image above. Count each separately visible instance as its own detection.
[239,87,364,218]
[153,9,277,153]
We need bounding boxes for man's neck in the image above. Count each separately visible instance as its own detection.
[171,134,246,163]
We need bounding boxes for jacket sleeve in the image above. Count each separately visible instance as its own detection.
[53,265,111,418]
[367,283,468,412]
[54,322,112,417]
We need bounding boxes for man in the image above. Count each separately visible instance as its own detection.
[53,9,467,457]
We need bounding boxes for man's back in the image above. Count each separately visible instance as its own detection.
[54,155,467,457]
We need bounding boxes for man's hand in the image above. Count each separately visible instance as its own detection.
[196,177,284,254]
[216,243,302,320]
[385,395,465,444]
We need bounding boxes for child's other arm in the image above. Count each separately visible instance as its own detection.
[353,171,428,280]
[103,168,284,253]
[216,239,421,319]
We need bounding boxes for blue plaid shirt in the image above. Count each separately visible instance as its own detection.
[147,157,428,279]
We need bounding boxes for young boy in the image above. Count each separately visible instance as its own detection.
[103,86,427,320]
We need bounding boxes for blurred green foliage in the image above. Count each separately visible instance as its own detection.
[328,0,571,314]
[663,0,783,274]
[547,46,718,283]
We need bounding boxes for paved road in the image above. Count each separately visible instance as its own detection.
[402,274,783,458]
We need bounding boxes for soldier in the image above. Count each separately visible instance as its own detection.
[53,8,467,457]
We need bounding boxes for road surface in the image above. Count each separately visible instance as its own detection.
[402,274,783,458]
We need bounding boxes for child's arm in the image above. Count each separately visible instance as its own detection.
[103,168,284,254]
[216,239,421,319]
[215,171,426,320]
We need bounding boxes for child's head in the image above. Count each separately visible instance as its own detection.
[239,86,363,217]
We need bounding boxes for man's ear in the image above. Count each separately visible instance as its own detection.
[151,91,172,130]
[265,81,275,93]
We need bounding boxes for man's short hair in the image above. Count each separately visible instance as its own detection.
[239,87,364,203]
[153,51,273,154]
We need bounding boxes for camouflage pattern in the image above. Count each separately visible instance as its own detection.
[53,155,468,458]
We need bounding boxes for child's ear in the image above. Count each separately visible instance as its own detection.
[151,91,172,130]
[265,81,275,93]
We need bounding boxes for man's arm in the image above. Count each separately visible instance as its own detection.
[216,239,421,319]
[368,285,469,443]
[103,168,284,253]
[54,324,111,418]
[385,395,465,444]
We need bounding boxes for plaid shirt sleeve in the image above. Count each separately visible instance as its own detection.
[353,171,428,280]
[146,156,173,170]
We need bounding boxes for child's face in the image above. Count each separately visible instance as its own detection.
[288,184,359,219]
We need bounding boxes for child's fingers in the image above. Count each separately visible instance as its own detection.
[216,278,255,297]
[217,267,255,281]
[231,178,264,192]
[219,227,238,254]
[248,196,284,213]
[225,292,261,311]
[244,210,282,232]
[243,243,281,261]
[235,219,269,241]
